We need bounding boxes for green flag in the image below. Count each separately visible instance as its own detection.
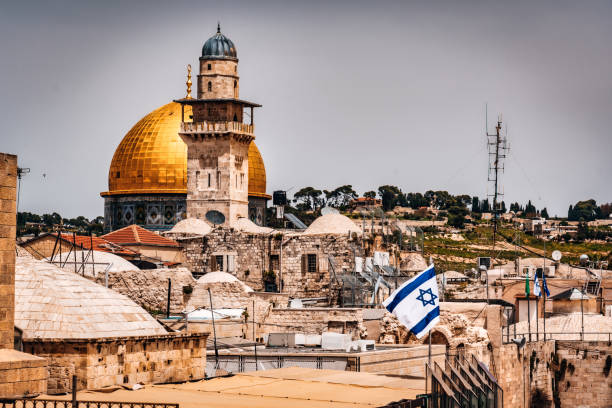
[525,272,530,296]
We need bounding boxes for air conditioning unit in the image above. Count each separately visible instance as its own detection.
[267,333,296,347]
[477,257,491,269]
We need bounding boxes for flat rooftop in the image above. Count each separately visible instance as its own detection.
[40,367,424,408]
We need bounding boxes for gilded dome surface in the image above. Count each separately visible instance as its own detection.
[101,102,267,198]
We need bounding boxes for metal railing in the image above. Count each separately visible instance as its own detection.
[0,401,178,408]
[180,121,254,135]
[503,331,612,343]
[377,397,427,408]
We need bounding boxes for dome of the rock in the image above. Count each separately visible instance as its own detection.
[101,102,269,231]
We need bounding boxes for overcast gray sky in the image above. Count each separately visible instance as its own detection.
[1,0,610,219]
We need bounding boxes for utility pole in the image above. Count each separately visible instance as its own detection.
[487,112,509,251]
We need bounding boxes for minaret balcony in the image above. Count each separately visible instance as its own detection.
[180,121,254,137]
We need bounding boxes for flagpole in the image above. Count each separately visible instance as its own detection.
[535,291,539,341]
[526,271,532,342]
[543,241,546,341]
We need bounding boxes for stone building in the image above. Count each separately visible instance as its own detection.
[172,217,364,300]
[0,153,47,398]
[174,24,264,228]
[100,25,270,231]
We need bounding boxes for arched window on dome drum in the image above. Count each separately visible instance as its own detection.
[233,80,237,98]
[208,173,211,188]
[207,63,211,70]
[208,81,212,92]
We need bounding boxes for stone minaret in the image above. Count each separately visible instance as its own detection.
[177,25,260,227]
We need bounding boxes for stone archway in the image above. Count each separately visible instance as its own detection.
[423,328,451,346]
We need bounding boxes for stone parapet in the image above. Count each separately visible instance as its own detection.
[23,333,208,394]
[0,349,47,398]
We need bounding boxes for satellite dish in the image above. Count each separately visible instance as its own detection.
[321,206,339,216]
[579,254,589,266]
[205,210,225,225]
[552,250,562,261]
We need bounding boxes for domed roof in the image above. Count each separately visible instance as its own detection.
[15,256,166,339]
[304,213,362,235]
[202,24,237,60]
[101,102,268,199]
[248,142,268,198]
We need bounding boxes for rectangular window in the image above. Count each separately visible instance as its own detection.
[207,63,212,70]
[270,255,279,271]
[307,254,317,273]
[208,173,211,188]
[215,255,224,272]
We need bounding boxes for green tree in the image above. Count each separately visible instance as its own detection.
[293,187,323,210]
[378,185,403,211]
[471,196,480,213]
[42,212,62,227]
[569,199,599,221]
[525,200,537,217]
[541,207,549,219]
[363,191,376,199]
[325,185,358,209]
[447,206,468,228]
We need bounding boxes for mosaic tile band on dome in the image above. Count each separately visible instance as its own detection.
[101,102,270,232]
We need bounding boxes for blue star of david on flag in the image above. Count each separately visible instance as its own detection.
[383,264,440,339]
[416,288,438,307]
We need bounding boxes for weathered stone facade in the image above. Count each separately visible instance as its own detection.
[24,333,208,394]
[0,153,16,349]
[262,308,367,340]
[494,340,554,408]
[177,228,363,299]
[555,341,612,408]
[92,268,196,313]
[0,153,48,398]
[0,349,47,398]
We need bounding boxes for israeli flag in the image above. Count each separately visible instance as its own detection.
[534,273,550,297]
[383,264,440,339]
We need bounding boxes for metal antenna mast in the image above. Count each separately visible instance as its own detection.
[486,111,509,251]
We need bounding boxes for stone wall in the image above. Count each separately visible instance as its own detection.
[555,341,612,408]
[493,341,554,408]
[92,268,196,313]
[0,349,47,398]
[177,229,362,299]
[0,153,16,349]
[261,308,367,340]
[24,333,208,394]
[360,345,446,377]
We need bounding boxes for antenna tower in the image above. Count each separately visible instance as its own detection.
[486,111,509,251]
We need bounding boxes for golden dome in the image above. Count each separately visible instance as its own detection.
[101,102,268,198]
[248,143,269,198]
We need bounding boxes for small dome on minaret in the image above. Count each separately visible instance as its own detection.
[201,23,237,60]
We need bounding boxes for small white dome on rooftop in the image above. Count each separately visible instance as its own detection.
[169,218,212,235]
[304,213,361,235]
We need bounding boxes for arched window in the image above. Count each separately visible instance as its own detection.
[233,80,237,98]
[207,81,212,92]
[207,173,211,188]
[195,171,200,189]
